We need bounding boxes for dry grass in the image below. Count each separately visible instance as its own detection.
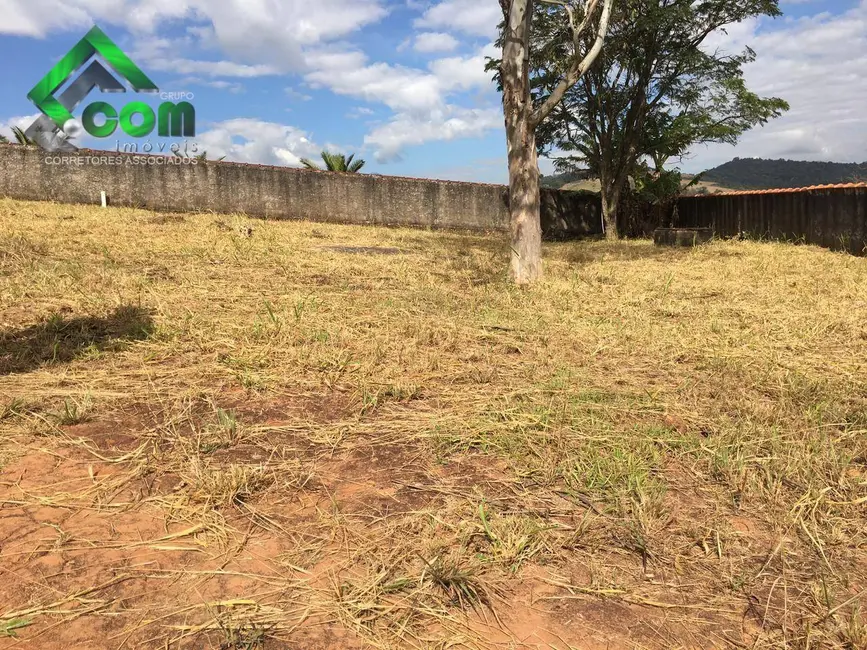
[0,197,865,649]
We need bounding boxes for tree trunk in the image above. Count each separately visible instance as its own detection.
[601,184,620,240]
[502,0,542,285]
[505,111,542,285]
[499,0,613,280]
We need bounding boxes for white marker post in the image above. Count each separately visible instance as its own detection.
[100,191,107,208]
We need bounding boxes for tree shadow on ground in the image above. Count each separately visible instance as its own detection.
[0,306,154,375]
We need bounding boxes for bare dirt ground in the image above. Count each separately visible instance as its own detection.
[0,198,865,649]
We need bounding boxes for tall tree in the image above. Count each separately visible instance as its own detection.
[533,0,789,239]
[498,0,613,285]
[301,151,366,173]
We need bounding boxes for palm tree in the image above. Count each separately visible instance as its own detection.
[300,151,365,173]
[196,151,226,162]
[172,150,226,162]
[0,127,31,144]
[11,126,35,145]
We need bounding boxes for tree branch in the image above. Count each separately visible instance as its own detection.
[539,0,600,49]
[530,0,613,129]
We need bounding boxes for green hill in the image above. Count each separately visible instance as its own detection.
[702,158,867,190]
[540,171,590,189]
[540,158,867,194]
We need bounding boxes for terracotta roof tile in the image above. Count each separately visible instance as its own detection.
[690,182,867,198]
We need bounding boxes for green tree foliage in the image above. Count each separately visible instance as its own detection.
[301,151,366,173]
[529,0,789,237]
[634,166,698,205]
[631,164,707,229]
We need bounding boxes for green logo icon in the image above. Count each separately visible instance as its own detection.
[25,26,196,152]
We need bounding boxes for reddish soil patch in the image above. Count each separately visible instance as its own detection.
[0,397,805,650]
[226,391,356,427]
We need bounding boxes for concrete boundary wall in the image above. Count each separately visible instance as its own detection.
[0,146,603,239]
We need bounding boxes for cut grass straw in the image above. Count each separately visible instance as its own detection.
[0,197,864,649]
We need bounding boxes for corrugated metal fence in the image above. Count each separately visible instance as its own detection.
[676,184,867,255]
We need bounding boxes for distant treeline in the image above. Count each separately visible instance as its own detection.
[702,158,867,190]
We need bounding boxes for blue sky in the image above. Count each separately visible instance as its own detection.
[1,0,864,183]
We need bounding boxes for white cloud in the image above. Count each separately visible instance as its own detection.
[304,43,502,159]
[190,0,387,70]
[174,78,245,93]
[155,58,279,78]
[429,44,498,91]
[305,45,495,113]
[0,1,109,37]
[0,0,388,72]
[0,114,40,140]
[194,118,323,166]
[127,33,280,78]
[687,2,867,170]
[305,52,442,113]
[346,106,375,119]
[414,0,501,39]
[413,31,459,53]
[365,106,501,162]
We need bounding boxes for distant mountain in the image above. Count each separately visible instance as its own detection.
[701,158,867,190]
[540,170,591,189]
[540,158,867,194]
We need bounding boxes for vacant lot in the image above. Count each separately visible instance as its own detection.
[0,197,865,650]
